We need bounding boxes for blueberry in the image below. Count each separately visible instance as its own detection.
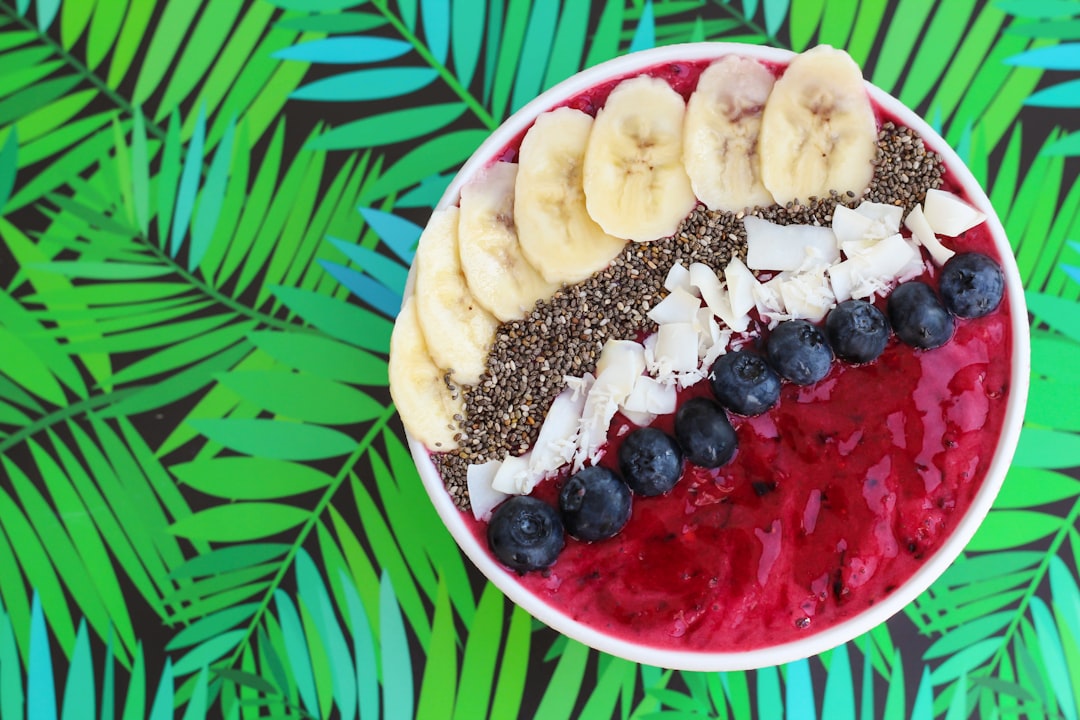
[887,281,954,349]
[674,397,738,468]
[559,466,632,542]
[709,350,781,416]
[939,252,1004,318]
[618,427,683,496]
[487,496,564,573]
[825,300,891,364]
[766,319,834,385]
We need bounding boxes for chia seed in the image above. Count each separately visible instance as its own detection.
[436,122,946,511]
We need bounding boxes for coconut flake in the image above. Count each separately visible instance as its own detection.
[854,201,903,233]
[468,460,509,519]
[690,262,749,332]
[624,375,677,415]
[595,340,646,391]
[778,268,835,321]
[828,261,855,303]
[897,237,929,282]
[528,388,587,482]
[832,233,919,301]
[664,262,695,294]
[491,452,533,495]
[655,322,699,374]
[923,188,987,237]
[753,273,790,326]
[831,204,878,246]
[905,203,955,266]
[745,216,839,271]
[725,256,758,319]
[576,341,647,468]
[647,286,701,325]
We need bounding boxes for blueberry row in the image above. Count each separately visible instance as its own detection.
[686,251,1005,431]
[487,422,684,573]
[486,252,1004,574]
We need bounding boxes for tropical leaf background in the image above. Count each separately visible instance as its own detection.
[0,0,1078,716]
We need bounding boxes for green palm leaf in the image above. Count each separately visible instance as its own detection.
[2,101,382,446]
[0,411,200,667]
[0,0,319,212]
[210,559,409,719]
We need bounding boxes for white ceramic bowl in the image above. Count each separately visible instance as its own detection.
[404,42,1030,671]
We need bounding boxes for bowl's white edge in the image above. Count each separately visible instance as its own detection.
[401,41,1032,672]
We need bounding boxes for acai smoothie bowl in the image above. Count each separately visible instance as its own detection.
[387,42,1030,671]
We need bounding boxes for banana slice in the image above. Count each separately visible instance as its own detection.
[413,207,498,386]
[758,45,877,206]
[389,296,464,451]
[515,107,628,284]
[684,56,776,212]
[458,161,559,321]
[583,75,698,242]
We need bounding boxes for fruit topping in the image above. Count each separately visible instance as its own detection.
[683,55,776,212]
[766,319,834,385]
[487,496,565,573]
[709,350,782,416]
[922,188,987,237]
[413,207,498,386]
[559,466,633,541]
[825,299,891,364]
[515,107,627,284]
[387,296,465,451]
[458,161,559,321]
[467,459,509,521]
[887,281,955,349]
[582,75,697,242]
[904,203,955,266]
[744,216,839,272]
[938,252,1004,319]
[758,45,877,206]
[618,427,684,496]
[674,397,738,468]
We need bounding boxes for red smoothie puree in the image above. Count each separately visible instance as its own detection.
[457,58,1013,651]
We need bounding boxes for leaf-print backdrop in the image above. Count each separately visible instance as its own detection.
[0,0,1078,716]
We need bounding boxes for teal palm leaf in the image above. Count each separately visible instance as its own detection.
[321,206,418,319]
[625,645,946,720]
[1003,3,1080,156]
[909,556,1080,718]
[0,592,202,720]
[273,0,661,210]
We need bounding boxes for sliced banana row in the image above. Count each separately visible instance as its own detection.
[390,44,880,451]
[517,108,628,284]
[388,295,465,450]
[459,161,560,321]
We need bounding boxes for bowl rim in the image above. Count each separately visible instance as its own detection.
[403,41,1031,671]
